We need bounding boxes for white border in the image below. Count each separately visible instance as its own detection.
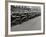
[8,2,44,35]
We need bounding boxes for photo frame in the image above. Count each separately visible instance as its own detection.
[8,1,45,35]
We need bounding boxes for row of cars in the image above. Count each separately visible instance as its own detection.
[11,12,41,26]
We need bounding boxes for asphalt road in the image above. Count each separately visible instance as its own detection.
[11,16,41,31]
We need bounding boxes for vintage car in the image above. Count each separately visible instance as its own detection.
[11,12,41,26]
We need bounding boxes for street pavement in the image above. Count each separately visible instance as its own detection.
[11,16,41,31]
